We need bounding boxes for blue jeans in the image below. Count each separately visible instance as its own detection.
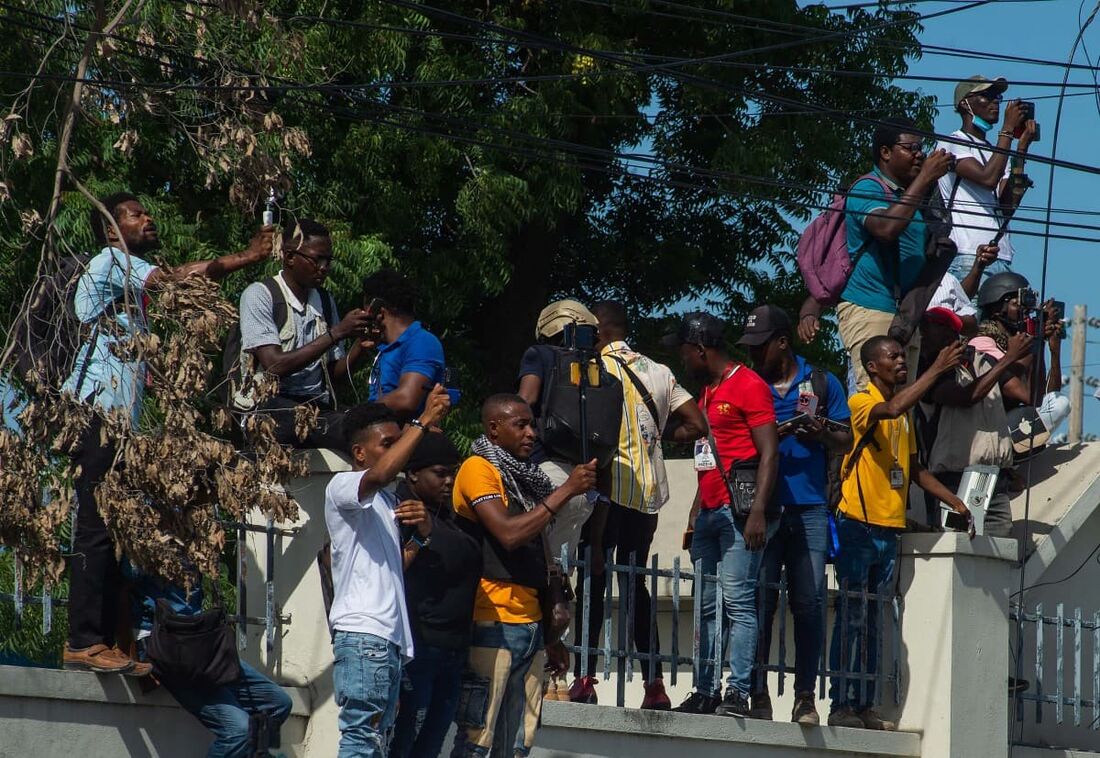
[947,255,1012,297]
[451,621,546,758]
[754,505,829,695]
[165,660,292,758]
[390,644,466,758]
[828,515,898,710]
[333,631,402,757]
[691,507,778,698]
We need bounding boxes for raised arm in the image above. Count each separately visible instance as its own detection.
[862,151,951,243]
[146,227,273,287]
[929,334,1033,408]
[358,385,451,498]
[869,342,965,422]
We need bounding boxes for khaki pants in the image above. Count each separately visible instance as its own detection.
[837,301,920,391]
[540,459,593,570]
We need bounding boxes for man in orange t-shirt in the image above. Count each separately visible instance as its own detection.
[450,393,595,758]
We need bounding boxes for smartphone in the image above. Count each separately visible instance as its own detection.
[820,418,850,434]
[1014,101,1037,141]
[682,529,694,551]
[777,413,811,434]
[1050,300,1067,339]
[362,297,385,340]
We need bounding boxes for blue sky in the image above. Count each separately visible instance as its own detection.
[875,0,1100,436]
[809,0,1100,436]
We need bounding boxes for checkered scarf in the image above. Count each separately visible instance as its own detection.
[471,434,555,512]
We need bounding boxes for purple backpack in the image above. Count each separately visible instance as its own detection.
[797,173,892,307]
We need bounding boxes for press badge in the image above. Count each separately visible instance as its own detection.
[694,438,718,471]
[889,464,905,490]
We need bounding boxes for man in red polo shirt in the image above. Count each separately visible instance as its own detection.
[664,312,780,717]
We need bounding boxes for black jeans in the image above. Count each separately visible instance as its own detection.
[68,416,121,650]
[254,395,347,451]
[573,501,662,680]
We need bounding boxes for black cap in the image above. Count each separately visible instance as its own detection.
[736,304,792,347]
[661,311,726,348]
[405,431,461,472]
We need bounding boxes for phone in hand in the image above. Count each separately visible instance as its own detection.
[777,413,811,435]
[819,418,850,434]
[682,529,694,551]
[362,297,385,341]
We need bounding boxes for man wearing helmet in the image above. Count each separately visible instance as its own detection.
[971,272,1069,435]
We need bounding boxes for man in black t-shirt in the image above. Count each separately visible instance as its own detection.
[516,299,601,563]
[390,432,481,758]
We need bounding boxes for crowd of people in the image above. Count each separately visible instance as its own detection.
[41,73,1071,757]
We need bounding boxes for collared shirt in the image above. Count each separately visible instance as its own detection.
[368,321,445,413]
[837,383,915,529]
[771,356,849,508]
[61,246,158,428]
[239,272,344,403]
[600,341,693,513]
[697,364,776,510]
[842,166,928,313]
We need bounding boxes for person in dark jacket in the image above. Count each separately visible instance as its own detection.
[390,432,482,758]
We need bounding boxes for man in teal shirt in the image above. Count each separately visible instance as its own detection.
[838,117,952,390]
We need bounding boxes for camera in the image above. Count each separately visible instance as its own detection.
[1014,287,1038,310]
[1014,101,1040,142]
[562,322,598,352]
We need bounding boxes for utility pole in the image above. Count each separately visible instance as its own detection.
[1069,304,1086,445]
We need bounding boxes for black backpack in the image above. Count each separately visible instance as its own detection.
[221,277,335,409]
[538,346,623,468]
[8,253,100,394]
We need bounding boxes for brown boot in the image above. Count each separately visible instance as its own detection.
[63,644,135,674]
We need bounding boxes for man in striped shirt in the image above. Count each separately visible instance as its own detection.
[567,301,706,710]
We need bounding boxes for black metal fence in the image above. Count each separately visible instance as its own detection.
[559,544,902,709]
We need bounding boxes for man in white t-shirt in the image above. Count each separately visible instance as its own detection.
[324,385,450,757]
[936,75,1038,287]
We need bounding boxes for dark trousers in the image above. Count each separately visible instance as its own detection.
[753,505,829,696]
[255,395,347,450]
[68,417,121,649]
[573,502,662,680]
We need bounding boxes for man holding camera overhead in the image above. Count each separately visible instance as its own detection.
[937,75,1039,287]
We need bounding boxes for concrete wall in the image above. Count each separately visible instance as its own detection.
[0,664,310,757]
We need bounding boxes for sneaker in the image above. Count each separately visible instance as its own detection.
[858,707,897,731]
[1009,677,1030,694]
[715,689,750,718]
[749,692,773,720]
[641,679,672,710]
[63,644,135,674]
[671,691,720,714]
[827,705,864,728]
[791,691,820,726]
[568,675,598,705]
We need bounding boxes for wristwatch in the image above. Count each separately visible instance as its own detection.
[408,532,431,549]
[408,418,427,433]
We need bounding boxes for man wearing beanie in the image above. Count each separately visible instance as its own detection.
[390,431,482,758]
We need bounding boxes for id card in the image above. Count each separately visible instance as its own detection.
[797,385,819,417]
[694,438,718,471]
[889,465,905,490]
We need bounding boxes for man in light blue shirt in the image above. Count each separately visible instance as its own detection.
[63,191,272,676]
[836,117,953,390]
[362,268,448,420]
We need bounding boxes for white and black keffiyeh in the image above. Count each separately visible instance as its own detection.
[471,434,555,511]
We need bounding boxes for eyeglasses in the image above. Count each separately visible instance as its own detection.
[893,141,929,155]
[291,249,334,269]
[967,92,1003,103]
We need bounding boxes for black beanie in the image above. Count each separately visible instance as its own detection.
[405,431,462,472]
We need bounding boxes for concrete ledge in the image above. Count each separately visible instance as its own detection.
[534,702,921,757]
[0,664,310,716]
[1011,748,1100,758]
[900,532,1019,563]
[304,447,351,474]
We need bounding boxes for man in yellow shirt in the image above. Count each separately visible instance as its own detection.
[828,335,972,732]
[451,393,596,758]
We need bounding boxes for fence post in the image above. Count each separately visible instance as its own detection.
[1069,304,1086,445]
[895,532,1017,758]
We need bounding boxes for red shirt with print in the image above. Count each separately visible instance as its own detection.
[697,364,776,509]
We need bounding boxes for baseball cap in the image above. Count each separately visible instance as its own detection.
[535,299,598,340]
[736,304,792,347]
[660,311,726,348]
[954,75,1008,106]
[923,306,964,334]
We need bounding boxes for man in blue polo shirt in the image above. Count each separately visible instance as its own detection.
[741,305,852,726]
[838,116,953,390]
[362,268,447,420]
